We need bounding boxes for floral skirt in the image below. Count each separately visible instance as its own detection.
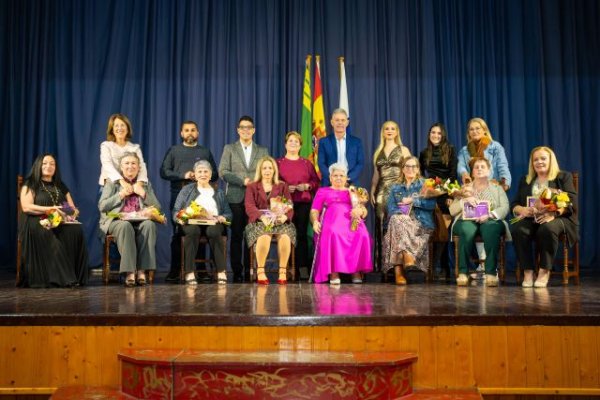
[382,214,432,273]
[245,222,297,248]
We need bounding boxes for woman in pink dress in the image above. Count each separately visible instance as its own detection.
[310,163,373,284]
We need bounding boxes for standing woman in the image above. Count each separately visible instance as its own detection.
[370,121,411,270]
[457,117,511,189]
[419,122,457,278]
[19,154,89,288]
[457,117,511,268]
[511,146,578,287]
[277,131,320,279]
[99,113,149,192]
[245,156,296,285]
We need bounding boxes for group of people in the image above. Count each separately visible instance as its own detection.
[18,110,578,289]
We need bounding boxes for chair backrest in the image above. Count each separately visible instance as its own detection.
[572,171,578,192]
[17,175,23,217]
[16,175,23,284]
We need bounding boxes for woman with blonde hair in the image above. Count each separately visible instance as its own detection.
[244,156,296,285]
[511,146,578,287]
[457,117,511,189]
[370,120,411,270]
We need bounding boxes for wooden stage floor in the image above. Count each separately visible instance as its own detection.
[1,270,598,327]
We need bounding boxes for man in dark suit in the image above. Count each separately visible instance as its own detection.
[160,120,218,282]
[317,108,364,186]
[218,116,269,282]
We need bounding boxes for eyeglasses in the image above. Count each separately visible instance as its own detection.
[238,125,254,130]
[403,165,418,169]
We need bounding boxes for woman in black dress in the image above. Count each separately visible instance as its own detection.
[19,154,89,287]
[418,123,457,280]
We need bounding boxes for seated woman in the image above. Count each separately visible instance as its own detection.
[510,146,578,288]
[99,152,162,287]
[173,160,232,285]
[19,154,89,288]
[244,156,296,285]
[99,113,148,191]
[383,156,436,285]
[450,157,510,286]
[310,163,373,285]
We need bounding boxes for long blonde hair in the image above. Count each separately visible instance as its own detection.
[373,120,403,166]
[526,146,560,184]
[253,156,280,184]
[465,117,493,142]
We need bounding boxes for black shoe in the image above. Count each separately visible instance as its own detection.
[165,271,180,283]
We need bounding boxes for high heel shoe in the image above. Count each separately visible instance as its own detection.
[277,268,287,285]
[395,265,406,285]
[257,267,269,285]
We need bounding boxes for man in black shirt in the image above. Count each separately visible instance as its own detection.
[160,120,218,282]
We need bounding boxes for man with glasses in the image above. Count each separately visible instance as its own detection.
[160,120,218,283]
[219,116,269,282]
[317,108,364,187]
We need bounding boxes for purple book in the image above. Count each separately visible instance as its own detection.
[462,201,490,220]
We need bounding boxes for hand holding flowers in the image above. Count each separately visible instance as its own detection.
[349,186,369,231]
[510,188,571,224]
[261,196,292,232]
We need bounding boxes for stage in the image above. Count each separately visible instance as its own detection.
[1,270,599,397]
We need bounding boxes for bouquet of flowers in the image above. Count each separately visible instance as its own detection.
[39,209,62,229]
[108,206,167,224]
[443,179,462,196]
[175,200,208,224]
[261,196,293,232]
[421,177,462,198]
[539,188,571,211]
[510,188,571,224]
[349,186,369,231]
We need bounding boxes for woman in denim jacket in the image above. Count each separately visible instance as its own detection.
[382,156,436,284]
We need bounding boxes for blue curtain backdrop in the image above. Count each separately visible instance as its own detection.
[2,0,598,270]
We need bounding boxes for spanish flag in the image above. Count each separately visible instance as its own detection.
[312,55,327,174]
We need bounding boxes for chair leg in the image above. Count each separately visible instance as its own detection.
[427,240,434,283]
[562,240,569,285]
[574,242,580,285]
[103,238,110,285]
[499,239,505,283]
[249,244,256,282]
[290,244,296,282]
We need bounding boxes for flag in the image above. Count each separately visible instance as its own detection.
[312,55,327,173]
[339,56,351,134]
[300,55,313,159]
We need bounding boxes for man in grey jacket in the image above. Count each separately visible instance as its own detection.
[218,116,269,282]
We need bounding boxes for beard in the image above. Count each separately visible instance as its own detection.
[183,135,197,145]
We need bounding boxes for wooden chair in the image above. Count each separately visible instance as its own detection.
[103,234,155,285]
[249,234,296,282]
[179,234,227,283]
[453,234,506,283]
[16,175,23,286]
[515,172,580,285]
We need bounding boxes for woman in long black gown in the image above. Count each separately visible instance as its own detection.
[19,154,88,288]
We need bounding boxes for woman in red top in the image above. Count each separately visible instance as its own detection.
[277,131,320,279]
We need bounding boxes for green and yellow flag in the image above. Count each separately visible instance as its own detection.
[300,55,313,159]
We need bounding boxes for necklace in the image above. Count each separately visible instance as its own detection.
[41,181,61,206]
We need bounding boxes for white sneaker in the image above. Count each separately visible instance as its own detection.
[485,274,499,287]
[456,274,469,286]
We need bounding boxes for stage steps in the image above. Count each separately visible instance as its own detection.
[51,349,481,399]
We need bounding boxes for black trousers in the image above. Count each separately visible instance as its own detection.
[292,202,312,275]
[511,218,563,270]
[229,201,250,281]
